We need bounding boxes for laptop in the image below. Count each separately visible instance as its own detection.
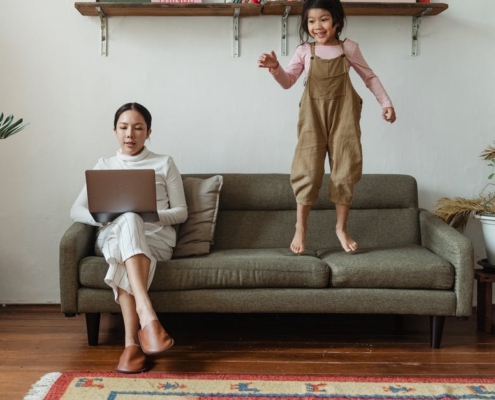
[85,169,159,223]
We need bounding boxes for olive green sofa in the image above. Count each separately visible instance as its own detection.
[59,174,474,348]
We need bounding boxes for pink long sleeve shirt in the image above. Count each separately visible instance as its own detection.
[270,39,393,109]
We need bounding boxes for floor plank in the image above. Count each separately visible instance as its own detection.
[2,305,495,399]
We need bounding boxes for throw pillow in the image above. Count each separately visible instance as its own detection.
[173,175,223,258]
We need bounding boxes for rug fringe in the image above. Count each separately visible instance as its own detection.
[24,372,62,400]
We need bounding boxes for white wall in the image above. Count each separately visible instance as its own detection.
[0,0,494,303]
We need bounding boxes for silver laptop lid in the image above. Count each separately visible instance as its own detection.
[85,169,158,223]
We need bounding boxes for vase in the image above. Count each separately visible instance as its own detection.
[476,214,495,265]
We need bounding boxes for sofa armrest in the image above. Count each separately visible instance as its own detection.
[59,222,96,314]
[419,210,474,317]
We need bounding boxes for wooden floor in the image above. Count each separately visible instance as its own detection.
[2,305,495,399]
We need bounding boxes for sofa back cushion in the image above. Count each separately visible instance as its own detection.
[173,175,223,258]
[182,174,420,251]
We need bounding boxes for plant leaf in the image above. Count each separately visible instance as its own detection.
[0,114,29,139]
[4,123,29,138]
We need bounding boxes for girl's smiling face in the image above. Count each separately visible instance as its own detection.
[307,8,339,46]
[114,109,151,156]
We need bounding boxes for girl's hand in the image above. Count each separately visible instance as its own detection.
[382,107,396,123]
[258,51,279,70]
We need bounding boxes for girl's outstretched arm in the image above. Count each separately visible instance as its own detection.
[259,45,305,89]
[258,51,279,70]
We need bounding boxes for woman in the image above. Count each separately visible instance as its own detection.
[70,102,187,373]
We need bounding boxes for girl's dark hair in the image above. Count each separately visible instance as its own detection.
[114,102,152,130]
[299,0,346,43]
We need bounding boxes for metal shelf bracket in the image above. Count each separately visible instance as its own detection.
[96,7,108,57]
[281,6,291,56]
[233,8,240,58]
[412,7,432,57]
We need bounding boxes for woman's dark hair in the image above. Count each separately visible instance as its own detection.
[114,102,152,130]
[299,0,346,43]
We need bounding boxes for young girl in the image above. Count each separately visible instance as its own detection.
[258,0,395,254]
[71,103,187,373]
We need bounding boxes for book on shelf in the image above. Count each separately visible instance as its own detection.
[344,0,416,2]
[101,0,204,2]
[225,0,261,3]
[151,0,203,3]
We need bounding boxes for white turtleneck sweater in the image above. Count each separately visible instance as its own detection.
[70,147,187,247]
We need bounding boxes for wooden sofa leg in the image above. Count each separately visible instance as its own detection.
[85,313,101,346]
[430,315,446,349]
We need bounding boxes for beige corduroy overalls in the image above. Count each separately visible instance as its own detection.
[291,41,363,206]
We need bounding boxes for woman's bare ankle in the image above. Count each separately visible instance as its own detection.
[124,336,140,348]
[136,304,158,329]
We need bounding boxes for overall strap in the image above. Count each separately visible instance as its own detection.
[310,42,316,57]
[339,40,348,73]
[339,40,346,57]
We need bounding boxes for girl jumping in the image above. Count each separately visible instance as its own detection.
[258,0,396,254]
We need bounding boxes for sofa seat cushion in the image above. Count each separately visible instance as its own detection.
[318,245,454,289]
[79,249,330,291]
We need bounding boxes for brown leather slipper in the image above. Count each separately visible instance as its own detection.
[115,344,148,374]
[138,320,174,355]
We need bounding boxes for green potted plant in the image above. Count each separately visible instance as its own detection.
[433,143,495,264]
[0,113,29,140]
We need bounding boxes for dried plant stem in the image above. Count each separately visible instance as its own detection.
[433,196,495,230]
[433,143,495,230]
[481,144,495,161]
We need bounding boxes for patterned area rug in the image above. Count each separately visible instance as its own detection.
[24,372,495,400]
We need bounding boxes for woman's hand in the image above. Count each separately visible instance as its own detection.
[258,51,279,70]
[382,107,396,123]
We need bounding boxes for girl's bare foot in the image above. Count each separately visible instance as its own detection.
[336,227,358,252]
[290,223,306,254]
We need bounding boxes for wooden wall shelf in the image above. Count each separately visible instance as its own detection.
[263,2,447,16]
[75,2,448,17]
[74,2,448,57]
[75,2,260,17]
